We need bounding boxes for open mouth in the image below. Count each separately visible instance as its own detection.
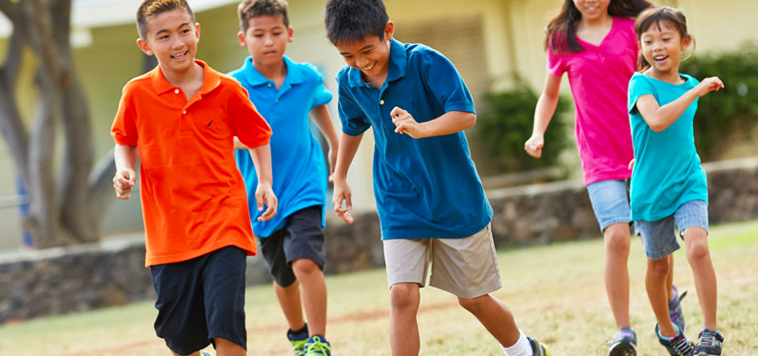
[362,61,376,72]
[171,51,189,60]
[653,55,669,63]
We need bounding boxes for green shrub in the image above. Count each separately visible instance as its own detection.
[478,79,572,172]
[680,41,758,161]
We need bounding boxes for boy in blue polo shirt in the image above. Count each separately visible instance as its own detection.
[325,1,549,355]
[230,1,339,355]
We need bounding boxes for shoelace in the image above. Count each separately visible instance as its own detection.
[698,330,723,347]
[671,334,694,355]
[306,337,331,355]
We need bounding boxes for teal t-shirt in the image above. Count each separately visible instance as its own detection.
[627,72,708,222]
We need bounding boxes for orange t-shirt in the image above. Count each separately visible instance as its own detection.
[111,60,271,267]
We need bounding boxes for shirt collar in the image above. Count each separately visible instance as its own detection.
[238,55,303,87]
[348,38,407,88]
[149,59,221,96]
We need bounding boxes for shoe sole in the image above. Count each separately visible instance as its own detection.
[695,353,720,356]
[608,341,637,356]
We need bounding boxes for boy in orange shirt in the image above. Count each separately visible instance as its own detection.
[111,1,276,355]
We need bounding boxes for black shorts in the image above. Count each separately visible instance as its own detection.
[150,246,247,354]
[259,205,326,287]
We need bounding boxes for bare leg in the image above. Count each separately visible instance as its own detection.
[458,294,521,347]
[292,259,328,337]
[682,227,718,331]
[274,279,306,331]
[646,256,676,337]
[603,223,632,330]
[214,338,246,356]
[389,283,421,356]
[666,254,675,301]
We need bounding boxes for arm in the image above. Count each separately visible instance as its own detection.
[331,133,363,224]
[248,143,278,221]
[233,136,247,150]
[391,107,475,139]
[525,73,562,158]
[113,144,138,200]
[636,76,724,132]
[310,104,340,179]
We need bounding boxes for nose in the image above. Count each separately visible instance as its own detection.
[356,56,369,68]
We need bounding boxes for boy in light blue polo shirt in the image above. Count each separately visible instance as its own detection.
[324,1,549,355]
[230,1,339,355]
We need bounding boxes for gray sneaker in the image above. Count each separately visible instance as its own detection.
[669,285,688,333]
[607,327,637,356]
[694,329,724,356]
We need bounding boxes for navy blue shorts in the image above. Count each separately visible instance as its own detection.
[258,205,326,287]
[150,246,247,354]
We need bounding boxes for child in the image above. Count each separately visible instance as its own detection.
[325,1,549,355]
[111,1,277,355]
[524,1,686,354]
[229,0,339,355]
[629,6,725,356]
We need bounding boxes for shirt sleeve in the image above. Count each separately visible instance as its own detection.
[628,74,656,114]
[336,74,371,136]
[305,63,333,110]
[228,81,272,148]
[419,48,475,114]
[546,44,568,77]
[111,84,138,147]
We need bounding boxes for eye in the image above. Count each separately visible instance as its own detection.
[362,50,372,55]
[643,40,652,45]
[159,35,169,40]
[254,34,264,38]
[342,54,353,59]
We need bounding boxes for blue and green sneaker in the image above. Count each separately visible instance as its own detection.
[287,325,309,356]
[527,336,551,356]
[304,335,331,356]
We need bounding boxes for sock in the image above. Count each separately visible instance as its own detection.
[288,323,309,340]
[502,331,532,356]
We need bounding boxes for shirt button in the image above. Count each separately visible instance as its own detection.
[174,89,180,94]
[276,99,279,103]
[267,84,272,87]
[380,100,385,105]
[183,110,187,114]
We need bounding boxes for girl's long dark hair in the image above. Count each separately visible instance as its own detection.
[545,0,653,54]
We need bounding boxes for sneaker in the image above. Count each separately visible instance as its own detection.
[287,325,309,356]
[694,329,724,356]
[304,335,331,356]
[200,351,213,356]
[527,336,551,356]
[607,327,637,356]
[669,286,688,333]
[656,323,694,356]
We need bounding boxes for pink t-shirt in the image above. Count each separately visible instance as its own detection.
[547,17,637,186]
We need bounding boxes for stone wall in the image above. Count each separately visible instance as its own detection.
[1,157,756,323]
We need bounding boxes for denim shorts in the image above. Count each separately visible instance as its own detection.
[635,200,709,260]
[587,179,631,233]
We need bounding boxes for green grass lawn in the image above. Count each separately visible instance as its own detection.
[1,220,757,355]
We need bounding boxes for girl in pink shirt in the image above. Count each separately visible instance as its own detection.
[524,1,684,355]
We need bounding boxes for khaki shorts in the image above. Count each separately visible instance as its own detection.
[383,224,502,299]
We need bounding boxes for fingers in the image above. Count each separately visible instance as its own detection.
[256,192,278,221]
[524,140,543,158]
[113,170,136,200]
[332,191,354,224]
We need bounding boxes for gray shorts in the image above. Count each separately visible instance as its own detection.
[635,200,709,260]
[382,224,502,299]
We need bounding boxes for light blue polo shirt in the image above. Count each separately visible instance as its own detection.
[336,38,493,240]
[230,56,332,237]
[628,72,708,222]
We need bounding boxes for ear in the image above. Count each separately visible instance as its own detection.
[681,34,692,51]
[136,38,153,56]
[383,21,394,41]
[194,23,201,40]
[237,31,246,47]
[287,26,294,43]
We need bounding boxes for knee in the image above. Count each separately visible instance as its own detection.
[291,259,321,276]
[389,284,419,311]
[458,295,487,314]
[605,226,631,254]
[648,257,671,278]
[686,238,709,263]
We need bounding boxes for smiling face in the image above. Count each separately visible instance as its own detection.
[572,0,611,21]
[238,15,293,68]
[640,20,690,78]
[137,8,199,77]
[335,22,394,86]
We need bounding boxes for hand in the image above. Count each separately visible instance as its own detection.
[628,158,635,171]
[524,133,545,158]
[255,183,278,221]
[113,169,137,200]
[331,179,354,224]
[327,147,337,183]
[391,106,425,138]
[694,77,724,97]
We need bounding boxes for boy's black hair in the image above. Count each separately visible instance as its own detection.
[238,0,290,33]
[324,0,389,45]
[137,0,195,40]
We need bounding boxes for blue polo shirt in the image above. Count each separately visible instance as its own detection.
[628,72,708,222]
[230,56,332,237]
[337,39,492,239]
